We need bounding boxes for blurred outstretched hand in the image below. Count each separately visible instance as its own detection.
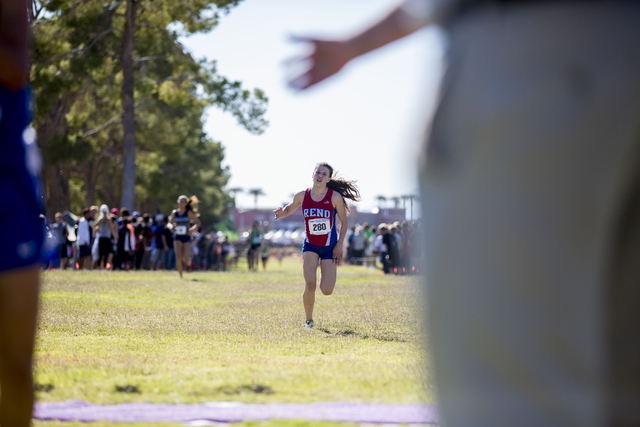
[286,37,354,91]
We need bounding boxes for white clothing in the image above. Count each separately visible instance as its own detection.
[420,3,640,427]
[374,235,387,253]
[77,218,91,246]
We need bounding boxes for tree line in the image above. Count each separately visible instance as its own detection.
[29,0,268,226]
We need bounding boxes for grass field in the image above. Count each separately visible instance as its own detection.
[33,256,430,426]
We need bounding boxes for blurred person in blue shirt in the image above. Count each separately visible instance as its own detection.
[0,0,45,424]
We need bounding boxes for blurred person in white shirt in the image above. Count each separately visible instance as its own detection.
[287,0,640,425]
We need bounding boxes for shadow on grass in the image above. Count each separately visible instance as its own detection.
[217,384,275,395]
[115,385,141,393]
[317,328,408,343]
[35,383,55,392]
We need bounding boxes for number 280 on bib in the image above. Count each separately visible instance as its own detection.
[309,218,330,235]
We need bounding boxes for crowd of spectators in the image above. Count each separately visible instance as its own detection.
[42,205,239,272]
[345,220,421,274]
[42,205,420,275]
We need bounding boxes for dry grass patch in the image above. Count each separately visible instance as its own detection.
[35,258,430,406]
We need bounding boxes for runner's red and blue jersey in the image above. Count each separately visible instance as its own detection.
[302,188,337,247]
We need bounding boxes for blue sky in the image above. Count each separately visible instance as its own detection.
[180,0,445,217]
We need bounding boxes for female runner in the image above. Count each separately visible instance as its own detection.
[274,162,360,328]
[169,195,201,279]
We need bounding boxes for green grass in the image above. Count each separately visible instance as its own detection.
[33,257,430,426]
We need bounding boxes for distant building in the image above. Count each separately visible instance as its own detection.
[348,208,406,229]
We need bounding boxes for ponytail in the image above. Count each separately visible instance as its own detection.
[316,162,360,213]
[186,195,200,217]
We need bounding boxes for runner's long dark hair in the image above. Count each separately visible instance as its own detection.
[316,162,361,213]
[187,195,200,216]
[179,195,200,217]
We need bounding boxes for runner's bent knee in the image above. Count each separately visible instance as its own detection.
[319,281,335,295]
[320,287,333,296]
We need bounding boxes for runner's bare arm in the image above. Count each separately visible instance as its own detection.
[188,210,201,232]
[332,192,348,264]
[0,0,29,91]
[274,191,304,220]
[287,0,456,90]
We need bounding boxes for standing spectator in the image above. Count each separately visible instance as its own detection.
[107,211,119,269]
[163,217,175,270]
[346,225,355,264]
[206,237,221,271]
[226,240,236,270]
[219,237,230,272]
[42,215,58,269]
[392,223,404,274]
[140,215,154,270]
[112,208,121,227]
[375,225,389,274]
[246,220,262,271]
[261,243,270,271]
[151,214,167,270]
[350,225,367,265]
[384,226,401,274]
[401,221,412,274]
[363,222,373,240]
[52,213,69,270]
[114,209,135,270]
[364,225,377,267]
[76,207,95,269]
[195,230,208,270]
[94,205,118,270]
[133,215,143,270]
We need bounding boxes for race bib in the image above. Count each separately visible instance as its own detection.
[175,225,188,236]
[309,218,330,235]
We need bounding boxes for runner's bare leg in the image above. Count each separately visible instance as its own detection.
[302,252,320,321]
[0,266,39,427]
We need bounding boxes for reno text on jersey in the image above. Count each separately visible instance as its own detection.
[303,208,331,218]
[302,188,338,247]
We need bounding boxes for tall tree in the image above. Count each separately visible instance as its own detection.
[30,0,268,225]
[376,195,387,208]
[247,188,265,210]
[228,187,243,207]
[120,0,138,209]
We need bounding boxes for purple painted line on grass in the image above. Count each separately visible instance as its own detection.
[34,400,437,424]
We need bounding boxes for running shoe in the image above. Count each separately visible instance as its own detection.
[304,320,314,329]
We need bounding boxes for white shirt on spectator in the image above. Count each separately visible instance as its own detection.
[374,235,387,253]
[77,218,91,246]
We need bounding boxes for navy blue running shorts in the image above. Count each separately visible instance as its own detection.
[0,86,44,272]
[302,241,336,260]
